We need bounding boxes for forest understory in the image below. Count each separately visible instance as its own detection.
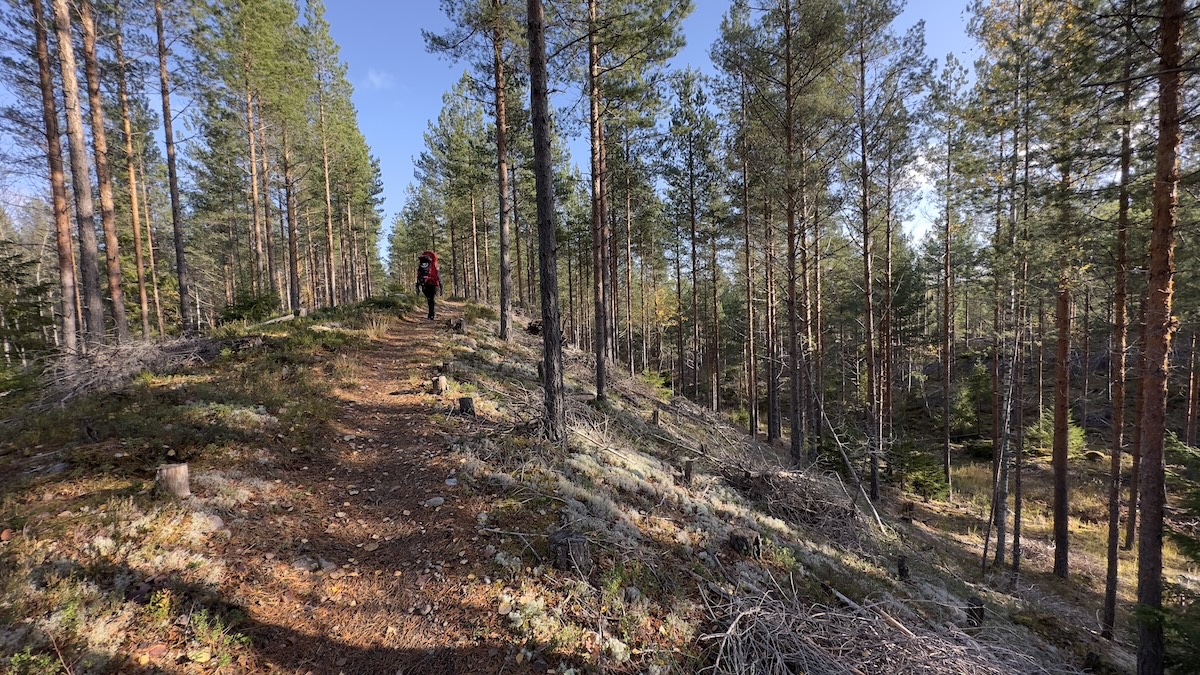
[2,296,1190,674]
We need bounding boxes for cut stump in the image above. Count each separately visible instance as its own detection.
[156,463,191,498]
[433,376,448,395]
[459,397,475,416]
[548,530,592,574]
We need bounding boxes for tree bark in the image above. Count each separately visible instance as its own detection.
[1102,35,1133,638]
[31,0,78,357]
[113,0,149,340]
[1137,1,1184,669]
[155,0,195,332]
[491,6,512,339]
[588,0,607,401]
[51,0,104,345]
[79,0,127,342]
[318,89,337,307]
[1052,271,1071,579]
[527,0,565,442]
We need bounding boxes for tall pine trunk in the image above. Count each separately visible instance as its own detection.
[1137,1,1184,669]
[51,0,104,344]
[1052,270,1071,579]
[31,0,77,357]
[1102,38,1133,637]
[155,0,194,332]
[80,0,127,342]
[527,0,565,442]
[113,0,149,339]
[588,0,607,401]
[492,3,512,339]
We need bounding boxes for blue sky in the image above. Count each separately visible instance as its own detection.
[324,1,979,247]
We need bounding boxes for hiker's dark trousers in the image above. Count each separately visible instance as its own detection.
[422,284,438,319]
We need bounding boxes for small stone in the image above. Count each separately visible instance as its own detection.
[498,601,512,615]
[0,529,13,542]
[336,511,347,518]
[343,435,354,441]
[188,649,212,664]
[419,603,432,615]
[423,497,445,508]
[349,490,360,495]
[147,644,168,658]
[445,478,458,487]
[319,558,337,572]
[293,557,320,572]
[402,510,411,516]
[364,542,379,552]
[624,586,642,603]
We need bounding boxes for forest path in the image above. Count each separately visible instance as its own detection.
[229,300,542,675]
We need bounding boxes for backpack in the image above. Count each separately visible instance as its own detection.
[417,251,440,287]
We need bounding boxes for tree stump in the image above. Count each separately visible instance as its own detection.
[433,376,448,395]
[548,530,592,574]
[451,318,467,334]
[156,463,191,498]
[651,409,660,426]
[897,555,910,582]
[728,528,762,559]
[458,397,475,416]
[966,596,985,627]
[682,458,694,487]
[901,501,915,524]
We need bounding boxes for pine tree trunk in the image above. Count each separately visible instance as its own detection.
[741,79,757,437]
[1137,2,1184,669]
[80,0,127,342]
[765,195,781,442]
[943,142,953,492]
[113,0,149,340]
[588,0,607,401]
[155,0,194,332]
[318,92,337,307]
[31,0,78,357]
[1052,272,1071,579]
[51,0,104,345]
[140,161,165,337]
[1186,332,1198,447]
[283,128,301,313]
[491,8,512,337]
[245,86,264,294]
[527,0,565,441]
[1127,303,1147,551]
[711,234,719,412]
[1102,45,1133,638]
[470,191,480,302]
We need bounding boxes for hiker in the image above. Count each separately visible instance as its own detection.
[415,250,443,320]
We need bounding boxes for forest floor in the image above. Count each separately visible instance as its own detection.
[0,296,1183,674]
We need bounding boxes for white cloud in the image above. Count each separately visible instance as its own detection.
[365,68,395,90]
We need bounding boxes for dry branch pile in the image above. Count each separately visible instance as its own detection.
[41,338,220,406]
[700,577,1074,675]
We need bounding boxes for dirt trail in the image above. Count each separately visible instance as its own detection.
[221,302,541,675]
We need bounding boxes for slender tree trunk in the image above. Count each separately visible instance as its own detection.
[1137,2,1184,669]
[1102,40,1133,638]
[283,128,301,313]
[741,79,757,437]
[31,0,77,357]
[527,0,565,441]
[492,5,513,338]
[257,108,279,303]
[1186,332,1198,447]
[470,190,481,301]
[113,0,149,340]
[1053,270,1071,579]
[1127,303,1147,550]
[51,0,104,345]
[155,0,194,332]
[80,0,127,342]
[318,91,337,307]
[245,85,264,293]
[711,233,720,412]
[588,0,607,401]
[765,195,781,442]
[943,131,953,492]
[139,160,165,336]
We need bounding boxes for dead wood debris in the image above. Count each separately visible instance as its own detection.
[700,575,1080,675]
[40,338,220,407]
